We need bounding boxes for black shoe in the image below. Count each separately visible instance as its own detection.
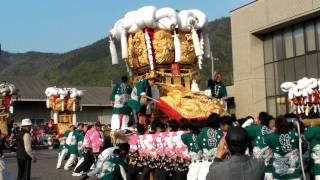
[80,175,89,180]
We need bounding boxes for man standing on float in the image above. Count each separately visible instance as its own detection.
[110,76,132,130]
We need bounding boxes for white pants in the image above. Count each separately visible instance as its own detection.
[87,157,104,177]
[74,157,84,171]
[187,161,202,180]
[0,158,14,180]
[64,154,77,170]
[56,148,68,169]
[264,173,273,180]
[197,161,212,180]
[111,114,129,130]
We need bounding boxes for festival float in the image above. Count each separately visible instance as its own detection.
[45,87,84,134]
[0,82,16,135]
[281,77,320,125]
[108,6,226,120]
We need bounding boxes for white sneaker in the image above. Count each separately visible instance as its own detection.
[72,172,82,177]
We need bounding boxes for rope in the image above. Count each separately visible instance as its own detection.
[295,121,306,180]
[154,70,196,77]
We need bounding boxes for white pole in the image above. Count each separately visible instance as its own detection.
[72,113,77,125]
[53,112,58,124]
[211,51,214,77]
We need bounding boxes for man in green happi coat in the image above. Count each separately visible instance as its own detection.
[64,125,80,170]
[305,123,320,180]
[265,116,303,180]
[244,112,273,178]
[197,113,224,180]
[110,76,132,130]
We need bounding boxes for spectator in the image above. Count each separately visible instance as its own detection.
[16,119,37,180]
[9,123,19,152]
[44,119,55,135]
[206,126,265,180]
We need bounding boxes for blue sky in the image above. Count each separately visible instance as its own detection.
[0,0,251,53]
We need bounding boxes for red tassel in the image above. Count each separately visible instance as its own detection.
[4,96,11,109]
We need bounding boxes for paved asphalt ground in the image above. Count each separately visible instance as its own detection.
[4,149,98,180]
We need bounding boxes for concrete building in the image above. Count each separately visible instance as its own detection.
[0,76,113,125]
[229,0,320,117]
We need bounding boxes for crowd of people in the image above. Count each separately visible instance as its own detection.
[42,111,320,180]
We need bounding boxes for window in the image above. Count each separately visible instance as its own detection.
[316,19,320,50]
[267,97,276,117]
[294,24,305,56]
[284,59,295,81]
[264,35,274,63]
[274,61,285,95]
[306,53,318,77]
[306,21,316,51]
[273,32,284,60]
[294,56,306,79]
[276,96,287,115]
[265,64,275,96]
[263,18,320,116]
[284,28,294,58]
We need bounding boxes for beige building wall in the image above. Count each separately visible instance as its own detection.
[230,0,320,118]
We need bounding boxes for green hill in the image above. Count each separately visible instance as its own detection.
[0,17,232,87]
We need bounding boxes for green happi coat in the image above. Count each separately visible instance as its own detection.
[58,130,69,153]
[197,128,224,160]
[127,79,149,112]
[65,129,80,156]
[207,80,227,98]
[265,131,301,179]
[181,133,202,160]
[246,124,272,172]
[304,126,320,175]
[77,130,85,158]
[100,155,127,180]
[110,83,132,115]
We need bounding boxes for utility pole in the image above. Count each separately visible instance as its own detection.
[210,51,214,77]
[210,51,219,77]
